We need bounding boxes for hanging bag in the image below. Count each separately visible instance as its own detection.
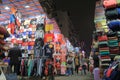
[0,67,6,80]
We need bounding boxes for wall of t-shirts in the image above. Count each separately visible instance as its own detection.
[0,6,74,77]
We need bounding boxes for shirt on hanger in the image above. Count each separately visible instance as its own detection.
[44,33,54,43]
[44,44,54,58]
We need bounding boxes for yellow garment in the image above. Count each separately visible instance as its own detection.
[75,58,79,66]
[101,19,107,26]
[45,24,53,32]
[104,28,109,32]
[102,25,108,29]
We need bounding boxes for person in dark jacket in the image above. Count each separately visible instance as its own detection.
[93,52,99,68]
[8,43,22,75]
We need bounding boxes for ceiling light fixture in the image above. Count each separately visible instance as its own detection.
[5,6,10,10]
[25,5,30,8]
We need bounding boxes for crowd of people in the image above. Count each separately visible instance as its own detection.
[65,51,89,76]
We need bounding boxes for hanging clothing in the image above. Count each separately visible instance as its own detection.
[36,23,44,30]
[44,33,54,43]
[34,47,43,57]
[37,58,43,76]
[8,23,15,34]
[44,44,54,58]
[28,59,34,77]
[34,38,44,57]
[35,30,44,39]
[10,14,16,23]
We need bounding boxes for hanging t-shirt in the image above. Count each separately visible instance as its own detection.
[36,24,44,30]
[55,42,61,52]
[36,14,45,24]
[35,30,44,39]
[45,24,53,32]
[44,44,54,58]
[57,34,63,42]
[44,33,54,43]
[10,14,16,23]
[8,23,15,34]
[10,7,17,14]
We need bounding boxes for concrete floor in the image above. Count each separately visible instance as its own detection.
[55,72,94,80]
[18,71,94,80]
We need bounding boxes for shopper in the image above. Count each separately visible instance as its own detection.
[93,52,100,80]
[93,52,99,68]
[44,58,55,80]
[67,55,73,75]
[8,43,22,75]
[74,54,80,74]
[93,67,101,80]
[89,55,94,75]
[47,58,55,80]
[80,54,87,75]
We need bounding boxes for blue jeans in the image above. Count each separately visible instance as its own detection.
[66,68,72,75]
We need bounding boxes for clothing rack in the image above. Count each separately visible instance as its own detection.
[18,56,49,60]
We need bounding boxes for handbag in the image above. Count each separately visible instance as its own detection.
[0,67,6,80]
[5,73,18,80]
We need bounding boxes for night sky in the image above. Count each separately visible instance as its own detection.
[56,0,96,53]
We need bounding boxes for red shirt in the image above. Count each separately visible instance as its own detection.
[44,33,54,43]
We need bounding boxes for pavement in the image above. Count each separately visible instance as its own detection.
[18,71,94,80]
[55,71,94,80]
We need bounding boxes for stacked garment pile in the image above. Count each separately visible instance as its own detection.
[117,31,120,47]
[107,32,120,55]
[103,0,120,32]
[101,0,120,73]
[98,34,111,68]
[103,0,120,20]
[101,1,120,74]
[103,0,120,56]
